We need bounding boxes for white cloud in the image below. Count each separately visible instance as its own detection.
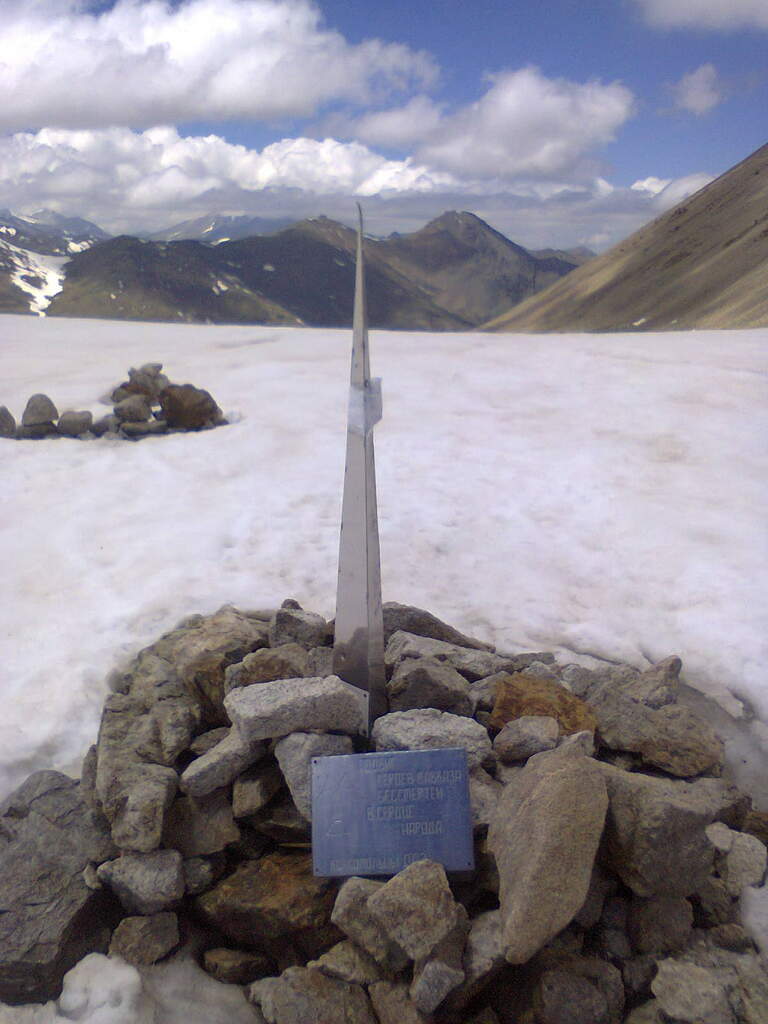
[671,64,724,114]
[631,176,672,195]
[343,96,446,149]
[636,0,768,30]
[0,0,437,131]
[651,172,715,209]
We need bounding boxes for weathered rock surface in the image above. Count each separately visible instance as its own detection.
[409,902,468,1012]
[387,657,473,715]
[97,756,178,852]
[368,981,431,1024]
[22,393,58,425]
[57,410,93,436]
[225,675,367,743]
[493,715,559,762]
[331,877,409,970]
[274,731,354,819]
[91,412,119,436]
[309,940,384,985]
[196,851,338,952]
[533,969,610,1024]
[180,727,266,797]
[188,726,230,756]
[162,787,240,856]
[372,708,493,769]
[469,766,503,831]
[382,602,493,650]
[627,896,693,954]
[385,631,529,682]
[203,947,273,985]
[489,672,597,735]
[108,911,179,964]
[250,966,377,1024]
[268,608,329,649]
[159,383,223,430]
[651,959,734,1023]
[0,404,16,437]
[0,771,118,1005]
[97,849,184,914]
[487,746,608,963]
[121,419,168,438]
[442,909,505,1014]
[224,643,310,693]
[114,393,152,423]
[233,761,285,818]
[706,822,768,896]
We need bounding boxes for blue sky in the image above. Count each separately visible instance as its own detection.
[0,0,765,248]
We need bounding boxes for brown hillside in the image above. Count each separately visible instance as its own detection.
[485,143,768,333]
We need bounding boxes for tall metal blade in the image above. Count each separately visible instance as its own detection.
[333,205,386,732]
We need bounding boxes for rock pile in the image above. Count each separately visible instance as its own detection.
[0,362,225,441]
[0,600,766,1024]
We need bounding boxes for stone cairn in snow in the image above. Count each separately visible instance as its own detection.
[0,362,225,441]
[1,601,767,1023]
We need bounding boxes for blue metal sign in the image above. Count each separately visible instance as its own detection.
[311,748,474,877]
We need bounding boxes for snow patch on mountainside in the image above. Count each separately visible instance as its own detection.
[1,240,68,315]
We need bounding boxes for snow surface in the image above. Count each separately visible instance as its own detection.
[1,241,67,314]
[1,315,768,1021]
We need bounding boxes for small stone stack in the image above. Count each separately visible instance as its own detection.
[0,600,766,1024]
[1,362,226,442]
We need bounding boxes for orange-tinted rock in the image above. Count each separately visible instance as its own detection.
[489,673,597,736]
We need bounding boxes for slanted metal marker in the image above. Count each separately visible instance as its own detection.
[332,205,386,733]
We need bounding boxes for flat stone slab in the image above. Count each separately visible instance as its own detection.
[312,749,474,877]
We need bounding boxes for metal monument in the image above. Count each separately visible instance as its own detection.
[332,205,387,731]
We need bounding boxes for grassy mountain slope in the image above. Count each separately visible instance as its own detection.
[485,143,768,333]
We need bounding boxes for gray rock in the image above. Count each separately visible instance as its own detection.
[22,393,58,425]
[564,658,680,709]
[706,823,767,896]
[385,631,526,682]
[331,877,409,970]
[367,859,465,963]
[0,771,118,1005]
[593,690,724,777]
[536,954,625,1024]
[114,393,152,423]
[309,940,384,985]
[487,745,608,964]
[225,675,367,743]
[558,730,596,756]
[16,421,57,439]
[441,909,505,1015]
[306,646,334,676]
[183,854,225,895]
[121,419,168,437]
[97,849,184,914]
[249,966,377,1024]
[622,955,659,1002]
[575,864,617,929]
[162,787,240,857]
[97,757,178,852]
[628,897,693,954]
[247,792,311,844]
[203,948,272,985]
[493,715,559,762]
[694,876,737,926]
[598,764,744,897]
[595,895,634,960]
[233,761,285,818]
[57,410,93,436]
[469,766,503,832]
[371,708,494,770]
[108,911,179,964]
[368,982,431,1024]
[159,383,223,430]
[387,657,473,715]
[409,904,468,1013]
[382,602,493,650]
[533,970,610,1024]
[274,731,354,819]
[0,405,16,438]
[624,1003,665,1024]
[180,727,266,797]
[189,726,230,756]
[269,608,330,649]
[91,413,119,436]
[651,959,734,1023]
[224,643,310,693]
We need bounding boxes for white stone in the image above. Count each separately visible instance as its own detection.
[180,729,266,797]
[371,709,493,770]
[274,731,354,819]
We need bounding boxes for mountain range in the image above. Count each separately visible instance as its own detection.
[485,142,768,332]
[0,209,588,329]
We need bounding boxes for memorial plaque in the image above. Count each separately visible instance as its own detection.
[311,748,474,877]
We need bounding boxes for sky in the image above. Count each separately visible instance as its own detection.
[0,1,766,249]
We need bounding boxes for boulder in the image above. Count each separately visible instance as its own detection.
[224,643,310,693]
[366,859,466,963]
[371,708,494,770]
[0,405,17,437]
[387,657,473,715]
[268,608,330,649]
[97,849,184,914]
[331,877,408,970]
[108,911,179,965]
[382,602,493,650]
[249,966,377,1024]
[224,675,367,744]
[0,771,119,1005]
[97,759,178,853]
[196,851,338,953]
[232,761,284,818]
[203,948,273,985]
[651,959,734,1023]
[113,393,152,423]
[16,421,57,439]
[598,764,745,897]
[57,410,93,436]
[493,715,560,762]
[180,728,266,797]
[488,672,597,735]
[162,787,240,857]
[487,746,608,964]
[593,690,724,777]
[22,392,58,425]
[274,731,354,819]
[385,631,527,682]
[159,383,223,429]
